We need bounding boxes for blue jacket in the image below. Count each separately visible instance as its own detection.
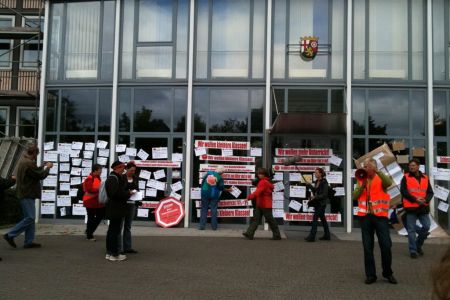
[200,171,224,200]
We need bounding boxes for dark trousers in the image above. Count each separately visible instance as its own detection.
[106,218,122,256]
[121,203,136,252]
[86,207,105,239]
[360,214,393,278]
[245,207,281,238]
[308,205,330,239]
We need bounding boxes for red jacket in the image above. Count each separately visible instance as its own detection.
[82,173,103,209]
[248,177,273,208]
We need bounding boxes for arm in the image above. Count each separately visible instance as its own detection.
[400,176,417,203]
[26,162,50,180]
[377,171,393,190]
[352,181,366,201]
[83,177,99,194]
[0,176,15,190]
[248,182,266,200]
[313,180,328,201]
[105,176,129,200]
[425,179,434,203]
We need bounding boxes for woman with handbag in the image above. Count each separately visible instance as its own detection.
[305,167,331,242]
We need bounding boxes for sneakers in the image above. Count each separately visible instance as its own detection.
[271,236,282,240]
[124,249,138,254]
[86,238,97,242]
[242,232,253,240]
[417,248,424,256]
[384,275,398,284]
[365,276,377,284]
[3,233,16,248]
[105,254,111,260]
[108,254,126,261]
[410,252,418,259]
[319,236,331,241]
[24,243,41,249]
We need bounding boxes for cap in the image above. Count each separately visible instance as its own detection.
[111,160,125,169]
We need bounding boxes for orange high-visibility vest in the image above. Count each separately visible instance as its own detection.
[403,174,429,208]
[356,175,390,217]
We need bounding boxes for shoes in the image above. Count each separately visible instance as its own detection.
[198,227,205,231]
[86,237,96,241]
[108,254,126,261]
[105,254,111,260]
[3,233,16,248]
[417,248,424,256]
[24,243,41,249]
[410,252,418,259]
[242,232,253,240]
[124,249,138,254]
[365,276,377,284]
[384,275,398,284]
[304,237,315,242]
[319,236,331,241]
[271,236,281,240]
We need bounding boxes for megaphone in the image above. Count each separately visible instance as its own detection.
[355,168,368,180]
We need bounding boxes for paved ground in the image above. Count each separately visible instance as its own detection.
[0,225,448,300]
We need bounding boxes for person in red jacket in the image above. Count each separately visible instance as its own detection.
[242,168,281,240]
[83,164,104,241]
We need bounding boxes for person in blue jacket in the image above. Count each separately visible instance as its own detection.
[199,165,230,230]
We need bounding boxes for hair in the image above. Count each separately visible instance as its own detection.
[215,165,225,174]
[92,164,102,172]
[315,167,326,178]
[257,167,270,178]
[25,143,39,157]
[409,158,420,166]
[126,161,136,169]
[431,246,450,300]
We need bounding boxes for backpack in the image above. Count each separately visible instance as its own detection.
[98,175,118,205]
[76,184,84,201]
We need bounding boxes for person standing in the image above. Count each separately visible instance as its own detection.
[121,161,139,254]
[0,175,16,260]
[305,167,331,242]
[83,164,105,241]
[242,168,281,240]
[352,158,397,284]
[199,165,230,231]
[400,158,434,259]
[105,161,132,262]
[3,144,53,249]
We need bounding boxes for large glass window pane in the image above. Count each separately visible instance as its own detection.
[118,89,131,132]
[434,91,447,136]
[0,17,14,69]
[252,0,265,79]
[101,1,115,80]
[251,89,264,133]
[60,90,96,132]
[411,0,424,80]
[64,2,100,79]
[138,0,173,42]
[433,0,446,81]
[353,0,366,79]
[17,109,36,138]
[273,0,286,78]
[352,90,365,134]
[21,17,43,69]
[193,89,208,132]
[136,46,173,78]
[368,0,408,79]
[368,90,409,135]
[195,0,209,79]
[0,108,7,137]
[49,3,63,80]
[175,0,189,79]
[288,0,329,78]
[46,90,58,132]
[134,89,171,132]
[209,90,248,133]
[331,0,345,79]
[121,0,135,79]
[272,89,285,122]
[211,0,250,78]
[411,91,426,137]
[331,89,344,113]
[173,89,187,132]
[98,89,112,132]
[288,89,328,113]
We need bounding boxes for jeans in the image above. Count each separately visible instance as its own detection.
[308,205,330,239]
[121,203,136,252]
[86,207,105,239]
[245,207,281,238]
[199,193,219,230]
[405,212,430,254]
[7,198,36,245]
[360,214,393,278]
[106,218,122,256]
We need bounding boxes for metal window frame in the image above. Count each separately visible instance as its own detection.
[15,106,37,137]
[0,15,15,70]
[0,106,10,136]
[19,15,43,70]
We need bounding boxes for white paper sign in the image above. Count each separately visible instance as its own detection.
[70,177,82,186]
[147,179,166,191]
[289,173,301,182]
[195,147,207,156]
[71,142,83,150]
[97,140,108,149]
[273,172,283,181]
[43,151,58,162]
[290,185,306,198]
[333,187,345,196]
[41,190,56,201]
[137,208,149,218]
[70,167,82,176]
[57,195,72,207]
[97,149,109,158]
[126,147,137,157]
[146,188,157,198]
[328,155,342,167]
[221,149,233,156]
[60,183,70,191]
[274,181,285,192]
[434,185,450,201]
[302,200,309,212]
[41,203,55,215]
[272,200,284,209]
[171,181,183,192]
[82,159,92,168]
[118,155,130,163]
[58,143,72,154]
[85,143,95,151]
[83,151,94,159]
[44,141,54,151]
[250,147,262,157]
[438,201,449,212]
[387,187,400,199]
[130,192,143,201]
[191,188,201,199]
[139,170,152,180]
[272,192,284,201]
[72,204,87,216]
[97,157,108,166]
[139,180,146,190]
[137,149,149,160]
[116,144,126,153]
[60,207,67,216]
[60,163,70,172]
[70,188,78,197]
[59,154,70,162]
[273,209,284,218]
[70,150,80,158]
[59,173,70,182]
[172,153,183,162]
[82,168,91,177]
[230,186,242,198]
[43,176,57,187]
[154,169,166,180]
[152,147,168,159]
[289,200,302,212]
[49,163,58,175]
[326,171,343,184]
[170,192,182,200]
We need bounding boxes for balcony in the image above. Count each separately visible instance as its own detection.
[0,67,39,98]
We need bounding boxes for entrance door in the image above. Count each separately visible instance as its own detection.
[270,135,346,229]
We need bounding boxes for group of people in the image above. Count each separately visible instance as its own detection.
[0,144,440,283]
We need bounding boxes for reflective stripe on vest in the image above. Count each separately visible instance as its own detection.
[357,175,391,218]
[403,174,429,208]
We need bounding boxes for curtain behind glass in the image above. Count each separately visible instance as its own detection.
[433,0,446,81]
[138,0,173,42]
[64,2,100,79]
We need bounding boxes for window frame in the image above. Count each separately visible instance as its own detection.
[19,15,43,70]
[15,106,37,138]
[0,106,10,137]
[0,15,15,70]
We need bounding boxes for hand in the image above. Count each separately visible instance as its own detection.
[416,197,426,204]
[225,188,232,192]
[45,162,54,168]
[130,189,137,195]
[11,175,16,181]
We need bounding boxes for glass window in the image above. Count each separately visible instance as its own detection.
[331,90,344,113]
[138,0,173,42]
[0,16,14,69]
[133,89,171,132]
[136,46,173,78]
[411,91,426,137]
[434,91,447,136]
[251,90,264,133]
[352,90,365,135]
[287,89,328,113]
[98,89,112,132]
[196,0,265,79]
[272,89,285,122]
[46,90,58,132]
[60,90,96,132]
[368,90,409,136]
[433,0,446,81]
[0,107,8,137]
[48,3,63,80]
[118,89,131,132]
[21,17,43,69]
[100,1,115,80]
[17,108,37,138]
[193,89,208,132]
[209,90,248,133]
[173,89,187,132]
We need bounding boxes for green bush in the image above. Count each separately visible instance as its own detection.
[0,189,21,226]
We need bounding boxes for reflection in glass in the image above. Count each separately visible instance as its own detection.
[60,90,96,132]
[173,89,187,132]
[368,90,409,136]
[411,91,426,136]
[252,0,266,78]
[0,108,7,137]
[121,0,135,79]
[46,91,58,132]
[118,89,131,132]
[0,18,13,68]
[210,90,248,133]
[136,46,173,78]
[176,0,189,79]
[288,89,327,113]
[272,89,285,122]
[98,89,112,132]
[18,109,37,138]
[251,90,264,133]
[101,1,115,80]
[273,0,286,78]
[331,90,344,113]
[193,89,208,132]
[138,0,173,42]
[353,0,366,79]
[434,91,447,136]
[134,89,171,132]
[352,90,365,135]
[433,0,445,81]
[411,0,424,80]
[331,0,345,79]
[195,0,209,79]
[49,3,63,80]
[22,18,43,69]
[352,138,365,160]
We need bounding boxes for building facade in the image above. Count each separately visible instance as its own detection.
[38,0,450,232]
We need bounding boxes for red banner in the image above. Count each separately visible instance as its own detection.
[437,156,450,163]
[200,164,255,173]
[275,148,332,157]
[273,157,329,164]
[272,165,331,172]
[200,154,255,163]
[140,201,159,209]
[196,208,253,217]
[195,200,252,208]
[284,212,342,222]
[135,160,181,168]
[195,140,250,150]
[199,172,255,180]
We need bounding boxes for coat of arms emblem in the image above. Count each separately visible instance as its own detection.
[299,36,319,60]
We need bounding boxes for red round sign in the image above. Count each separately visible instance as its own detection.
[155,197,185,228]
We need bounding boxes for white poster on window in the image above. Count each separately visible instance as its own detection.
[152,147,168,159]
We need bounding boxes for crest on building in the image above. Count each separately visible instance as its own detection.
[299,36,319,60]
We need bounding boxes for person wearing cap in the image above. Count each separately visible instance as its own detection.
[105,161,133,261]
[120,161,140,254]
[4,144,53,249]
[199,165,231,230]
